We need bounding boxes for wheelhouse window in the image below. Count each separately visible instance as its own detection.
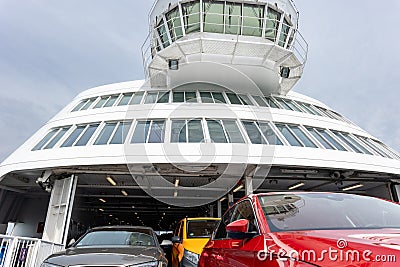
[61,125,87,147]
[265,7,281,42]
[131,120,166,144]
[182,2,201,34]
[166,6,184,41]
[225,2,242,35]
[171,119,204,143]
[278,18,291,47]
[156,19,170,48]
[203,1,224,33]
[242,4,264,37]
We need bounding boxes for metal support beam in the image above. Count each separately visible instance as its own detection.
[228,193,234,207]
[245,175,254,196]
[217,201,222,218]
[209,205,214,217]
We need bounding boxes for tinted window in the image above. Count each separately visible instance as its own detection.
[61,126,86,147]
[110,122,132,145]
[186,220,219,238]
[207,120,228,143]
[131,121,151,143]
[75,124,99,146]
[32,129,59,151]
[231,200,258,232]
[94,122,118,145]
[118,93,133,106]
[43,127,71,149]
[214,208,234,240]
[243,121,265,144]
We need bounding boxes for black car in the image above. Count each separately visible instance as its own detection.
[41,226,167,267]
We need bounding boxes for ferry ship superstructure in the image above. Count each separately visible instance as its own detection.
[0,0,399,266]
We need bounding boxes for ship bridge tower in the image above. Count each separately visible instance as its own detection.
[142,0,308,95]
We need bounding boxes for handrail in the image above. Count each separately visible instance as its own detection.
[0,235,64,267]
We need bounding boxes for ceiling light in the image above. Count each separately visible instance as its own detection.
[99,208,104,212]
[109,214,113,217]
[220,197,226,202]
[174,191,178,198]
[99,198,106,203]
[342,183,364,192]
[288,182,305,190]
[233,184,243,193]
[106,176,117,186]
[121,190,128,196]
[174,178,180,187]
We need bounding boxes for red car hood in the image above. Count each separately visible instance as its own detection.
[264,229,400,266]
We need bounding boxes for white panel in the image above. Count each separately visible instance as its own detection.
[42,175,77,245]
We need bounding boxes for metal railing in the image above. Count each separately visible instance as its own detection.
[0,235,64,267]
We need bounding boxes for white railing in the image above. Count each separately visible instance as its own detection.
[0,235,64,267]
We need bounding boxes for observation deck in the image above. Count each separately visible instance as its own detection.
[142,0,308,96]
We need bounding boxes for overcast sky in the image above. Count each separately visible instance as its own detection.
[0,0,399,162]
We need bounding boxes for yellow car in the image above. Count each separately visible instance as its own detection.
[171,217,220,267]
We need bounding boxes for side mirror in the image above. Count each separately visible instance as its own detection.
[67,238,76,248]
[171,236,182,244]
[226,219,255,239]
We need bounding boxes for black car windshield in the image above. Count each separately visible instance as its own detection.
[75,229,156,247]
[187,220,219,238]
[259,193,400,232]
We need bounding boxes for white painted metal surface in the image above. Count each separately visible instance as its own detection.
[0,80,399,182]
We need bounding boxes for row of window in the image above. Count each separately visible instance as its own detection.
[154,1,295,52]
[32,119,400,160]
[71,91,352,124]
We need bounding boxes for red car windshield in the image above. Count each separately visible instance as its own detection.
[259,193,400,232]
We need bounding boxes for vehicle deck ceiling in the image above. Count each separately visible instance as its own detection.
[0,165,398,231]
